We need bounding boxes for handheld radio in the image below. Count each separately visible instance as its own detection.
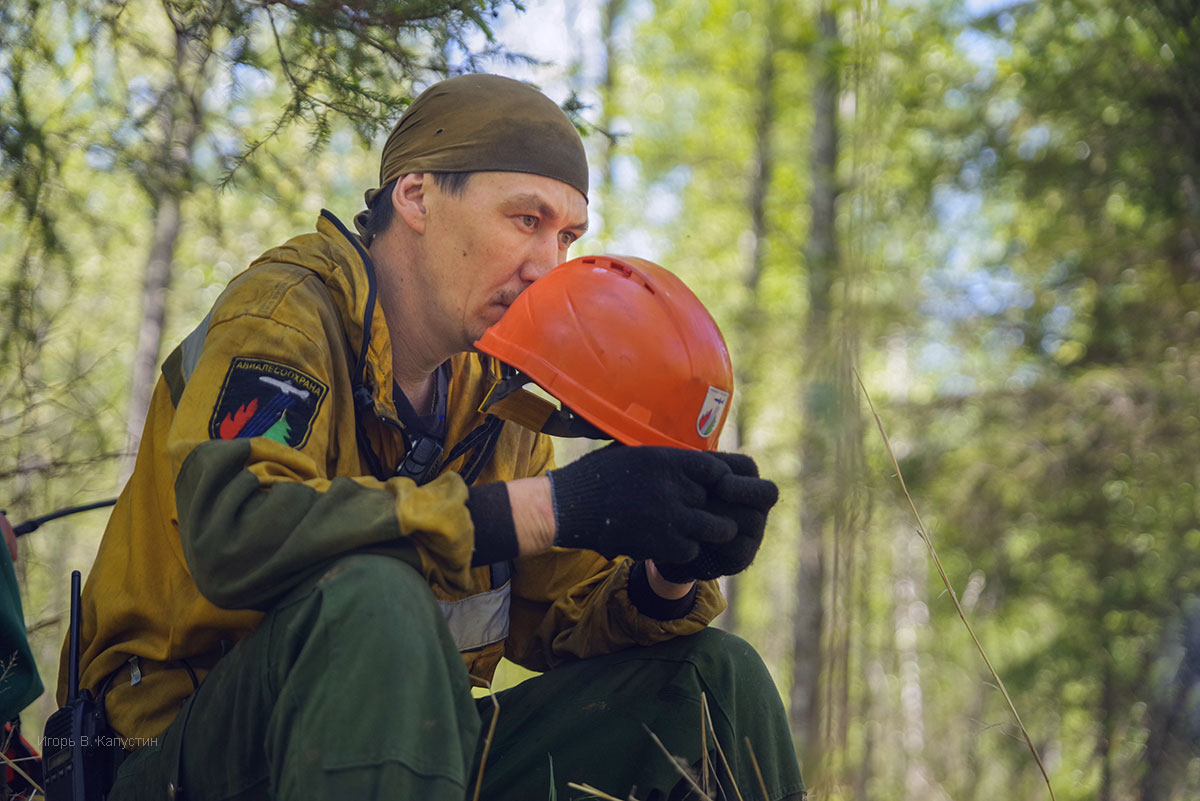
[41,570,113,801]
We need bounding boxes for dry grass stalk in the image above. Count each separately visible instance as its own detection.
[700,693,745,801]
[642,724,714,801]
[743,738,769,801]
[566,781,628,801]
[1,653,44,797]
[0,653,17,687]
[700,692,710,798]
[572,697,757,801]
[0,750,43,797]
[471,677,501,801]
[854,369,1057,801]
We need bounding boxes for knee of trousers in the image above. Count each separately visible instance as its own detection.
[307,552,436,609]
[275,553,459,666]
[659,629,804,799]
[668,627,784,712]
[157,555,479,801]
[262,554,477,755]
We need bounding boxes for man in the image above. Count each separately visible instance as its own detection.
[62,74,804,800]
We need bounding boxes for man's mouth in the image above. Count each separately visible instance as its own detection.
[483,297,513,324]
[493,288,522,308]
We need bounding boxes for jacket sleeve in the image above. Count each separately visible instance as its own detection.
[502,439,727,673]
[505,550,726,672]
[167,269,476,612]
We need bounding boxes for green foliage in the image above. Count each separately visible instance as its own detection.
[958,0,1200,371]
[877,0,1200,797]
[3,0,1198,797]
[617,0,1199,797]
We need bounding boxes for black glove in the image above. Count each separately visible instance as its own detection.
[549,445,738,564]
[655,452,778,583]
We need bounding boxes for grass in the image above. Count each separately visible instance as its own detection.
[564,693,774,801]
[854,369,1056,801]
[0,721,43,799]
[1,652,44,799]
[472,676,502,801]
[473,677,781,801]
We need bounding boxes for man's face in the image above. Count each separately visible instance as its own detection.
[415,171,589,352]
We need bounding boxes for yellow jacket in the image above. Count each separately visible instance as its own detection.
[61,212,725,742]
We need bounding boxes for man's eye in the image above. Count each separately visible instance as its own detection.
[560,232,577,248]
[520,215,538,228]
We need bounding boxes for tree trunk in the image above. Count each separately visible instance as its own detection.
[599,0,626,203]
[894,532,930,801]
[726,0,780,634]
[1096,649,1114,801]
[120,15,209,477]
[790,1,839,765]
[124,193,182,461]
[1138,600,1200,801]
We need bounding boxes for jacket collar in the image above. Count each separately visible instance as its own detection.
[313,210,399,425]
[315,211,512,486]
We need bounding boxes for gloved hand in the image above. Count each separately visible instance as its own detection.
[654,452,778,583]
[549,445,738,564]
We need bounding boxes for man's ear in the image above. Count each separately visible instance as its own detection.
[393,173,429,235]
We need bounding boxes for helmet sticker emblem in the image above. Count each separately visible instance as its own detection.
[696,386,730,438]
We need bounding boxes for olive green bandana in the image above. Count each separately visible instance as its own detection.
[354,74,588,238]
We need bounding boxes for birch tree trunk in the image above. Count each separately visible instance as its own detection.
[893,531,930,801]
[125,193,182,461]
[121,12,210,478]
[790,1,839,763]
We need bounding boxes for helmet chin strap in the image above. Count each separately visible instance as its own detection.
[540,406,613,440]
[480,368,613,442]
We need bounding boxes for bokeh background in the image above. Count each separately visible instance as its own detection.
[2,1,1198,798]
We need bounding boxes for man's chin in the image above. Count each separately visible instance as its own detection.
[468,308,507,349]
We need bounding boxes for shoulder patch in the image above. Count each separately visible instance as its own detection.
[208,357,328,449]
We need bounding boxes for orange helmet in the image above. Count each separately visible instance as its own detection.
[475,254,733,450]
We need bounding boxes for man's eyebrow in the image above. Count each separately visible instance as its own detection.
[504,193,589,234]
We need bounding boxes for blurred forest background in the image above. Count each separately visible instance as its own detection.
[2,0,1198,799]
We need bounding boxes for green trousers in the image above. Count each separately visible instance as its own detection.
[108,555,805,801]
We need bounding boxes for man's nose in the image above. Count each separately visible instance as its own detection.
[520,234,561,283]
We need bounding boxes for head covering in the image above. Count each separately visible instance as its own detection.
[355,74,588,238]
